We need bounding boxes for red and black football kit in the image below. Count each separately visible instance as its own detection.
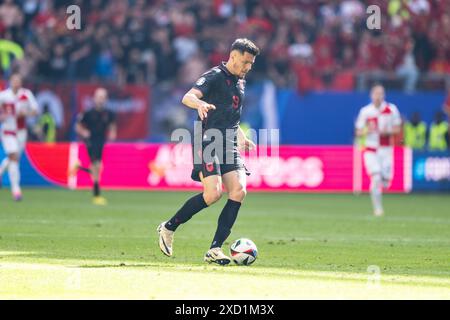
[191,62,248,182]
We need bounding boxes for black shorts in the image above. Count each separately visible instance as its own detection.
[191,141,249,182]
[85,139,105,162]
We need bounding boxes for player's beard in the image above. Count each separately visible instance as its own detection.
[373,101,382,108]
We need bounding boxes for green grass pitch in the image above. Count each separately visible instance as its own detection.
[0,189,449,299]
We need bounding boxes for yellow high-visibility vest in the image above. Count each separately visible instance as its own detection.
[428,122,448,151]
[0,40,24,71]
[39,113,57,143]
[388,0,410,20]
[404,121,427,150]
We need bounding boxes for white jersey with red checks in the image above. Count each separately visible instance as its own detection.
[0,87,38,133]
[355,101,401,149]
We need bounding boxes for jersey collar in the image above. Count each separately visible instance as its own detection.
[219,62,238,81]
[371,101,387,110]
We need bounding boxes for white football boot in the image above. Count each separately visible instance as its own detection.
[374,208,384,217]
[157,222,174,257]
[204,247,231,266]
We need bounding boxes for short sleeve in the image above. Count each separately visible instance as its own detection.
[355,109,366,130]
[192,68,220,96]
[391,104,402,126]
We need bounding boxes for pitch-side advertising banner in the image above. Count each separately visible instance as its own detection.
[17,143,411,192]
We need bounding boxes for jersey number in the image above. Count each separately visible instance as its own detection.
[232,95,240,109]
[2,103,15,115]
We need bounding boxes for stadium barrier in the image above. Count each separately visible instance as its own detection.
[1,143,418,193]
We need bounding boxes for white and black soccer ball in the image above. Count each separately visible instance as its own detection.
[230,238,258,266]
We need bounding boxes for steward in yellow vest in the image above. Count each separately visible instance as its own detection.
[428,112,449,151]
[404,112,427,150]
[38,105,56,143]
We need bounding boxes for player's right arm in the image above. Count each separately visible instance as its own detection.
[75,113,90,139]
[182,88,216,121]
[355,108,366,137]
[107,111,117,141]
[182,70,220,120]
[0,92,6,122]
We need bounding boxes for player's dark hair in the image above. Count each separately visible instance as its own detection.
[231,38,260,56]
[9,72,22,80]
[371,82,384,90]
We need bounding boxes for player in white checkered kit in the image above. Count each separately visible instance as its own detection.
[355,84,402,216]
[0,73,38,201]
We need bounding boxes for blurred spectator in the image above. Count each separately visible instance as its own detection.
[429,48,450,75]
[314,28,336,86]
[0,0,448,92]
[0,0,23,30]
[46,43,68,79]
[95,43,115,81]
[396,40,420,93]
[408,0,430,16]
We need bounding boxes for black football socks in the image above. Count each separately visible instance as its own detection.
[77,165,91,174]
[165,193,208,231]
[93,182,100,197]
[210,199,241,249]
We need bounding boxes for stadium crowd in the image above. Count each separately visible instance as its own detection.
[0,0,450,92]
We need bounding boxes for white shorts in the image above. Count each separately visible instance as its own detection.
[1,133,20,155]
[363,147,393,181]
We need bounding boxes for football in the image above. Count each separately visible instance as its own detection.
[230,238,258,266]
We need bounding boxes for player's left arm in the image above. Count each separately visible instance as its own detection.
[390,104,402,135]
[355,109,366,137]
[107,112,117,141]
[76,113,91,139]
[237,125,255,151]
[26,91,39,117]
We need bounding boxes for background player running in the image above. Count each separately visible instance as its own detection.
[73,88,117,205]
[355,84,401,216]
[0,73,38,201]
[157,38,259,265]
